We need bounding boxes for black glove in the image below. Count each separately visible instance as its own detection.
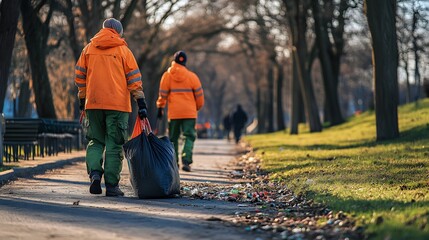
[157,108,163,119]
[79,98,85,111]
[137,98,148,119]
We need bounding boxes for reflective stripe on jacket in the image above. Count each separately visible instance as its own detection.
[156,61,204,119]
[74,28,144,112]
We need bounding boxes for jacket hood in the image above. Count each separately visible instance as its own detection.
[168,61,188,82]
[90,28,127,50]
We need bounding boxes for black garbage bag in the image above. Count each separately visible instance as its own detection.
[123,118,180,199]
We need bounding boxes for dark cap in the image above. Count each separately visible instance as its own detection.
[103,18,123,36]
[174,51,187,66]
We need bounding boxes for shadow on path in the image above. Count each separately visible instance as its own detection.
[0,196,248,240]
[32,177,89,186]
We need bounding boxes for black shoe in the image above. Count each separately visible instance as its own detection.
[89,174,102,194]
[105,184,124,197]
[182,164,191,172]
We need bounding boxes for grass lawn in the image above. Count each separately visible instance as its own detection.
[245,99,429,240]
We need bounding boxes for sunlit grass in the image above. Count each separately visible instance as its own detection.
[246,99,429,240]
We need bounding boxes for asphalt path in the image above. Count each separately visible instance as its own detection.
[0,139,262,240]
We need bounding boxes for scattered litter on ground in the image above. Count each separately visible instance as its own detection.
[181,149,364,240]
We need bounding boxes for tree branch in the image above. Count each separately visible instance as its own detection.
[307,40,318,70]
[137,0,185,65]
[112,0,121,19]
[53,0,82,60]
[47,36,64,53]
[78,0,90,25]
[188,48,246,57]
[43,0,55,28]
[121,0,139,31]
[41,0,57,43]
[34,0,48,13]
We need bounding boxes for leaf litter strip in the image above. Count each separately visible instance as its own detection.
[180,149,364,240]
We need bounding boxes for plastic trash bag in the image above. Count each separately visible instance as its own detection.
[123,118,180,199]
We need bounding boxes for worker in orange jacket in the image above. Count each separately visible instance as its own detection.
[75,18,147,197]
[156,51,204,172]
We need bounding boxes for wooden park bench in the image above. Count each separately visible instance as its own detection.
[40,119,82,156]
[2,118,82,162]
[3,118,44,162]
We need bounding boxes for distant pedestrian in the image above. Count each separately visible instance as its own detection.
[156,51,204,172]
[222,114,232,141]
[75,18,147,197]
[231,104,248,144]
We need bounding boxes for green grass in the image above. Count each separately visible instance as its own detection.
[246,99,429,240]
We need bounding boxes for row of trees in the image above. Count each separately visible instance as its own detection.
[0,0,428,141]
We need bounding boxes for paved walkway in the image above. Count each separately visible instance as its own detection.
[0,139,262,240]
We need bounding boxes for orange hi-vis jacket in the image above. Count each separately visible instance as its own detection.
[156,61,204,120]
[74,28,144,113]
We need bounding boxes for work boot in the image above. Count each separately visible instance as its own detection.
[89,172,102,195]
[182,163,191,172]
[105,184,124,197]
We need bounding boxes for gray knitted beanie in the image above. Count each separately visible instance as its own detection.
[103,18,123,36]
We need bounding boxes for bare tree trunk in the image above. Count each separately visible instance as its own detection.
[290,59,300,134]
[330,0,348,97]
[365,0,399,141]
[17,80,32,117]
[257,88,265,133]
[21,0,57,119]
[412,9,421,101]
[55,0,83,119]
[78,0,103,42]
[414,57,421,101]
[284,1,322,133]
[213,81,227,138]
[288,0,322,132]
[424,79,429,98]
[276,62,286,131]
[293,46,322,132]
[267,61,275,132]
[298,89,306,123]
[312,0,344,126]
[0,0,21,113]
[262,90,269,133]
[404,60,411,103]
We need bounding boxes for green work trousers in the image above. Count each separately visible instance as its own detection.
[85,109,128,186]
[169,119,196,165]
